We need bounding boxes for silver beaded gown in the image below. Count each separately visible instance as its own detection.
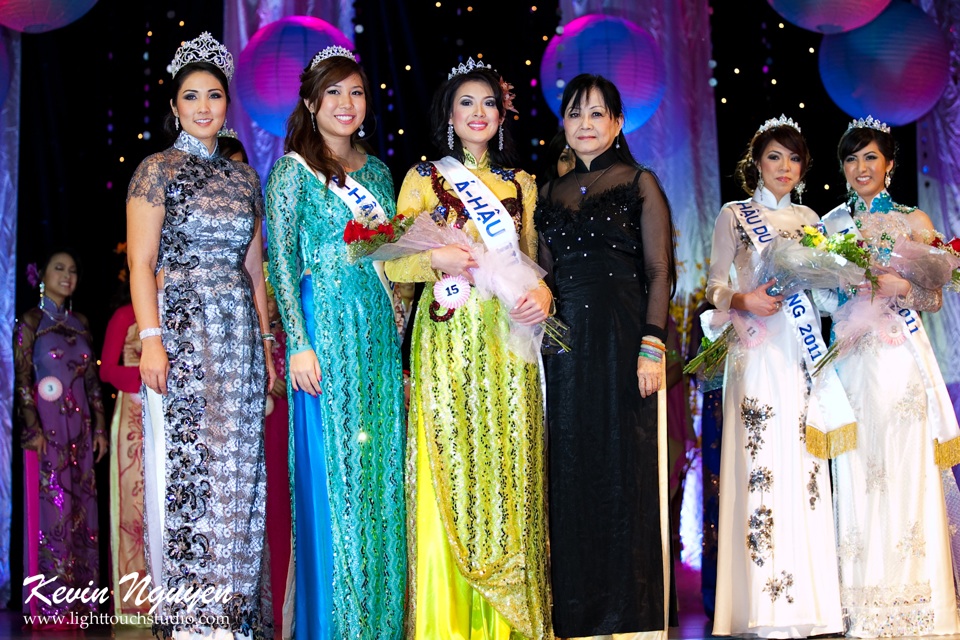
[127,131,269,640]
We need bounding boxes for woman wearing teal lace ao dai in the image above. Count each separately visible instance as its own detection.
[265,46,406,638]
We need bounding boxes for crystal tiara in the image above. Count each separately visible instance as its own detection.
[848,115,891,134]
[310,45,357,70]
[757,114,801,135]
[448,57,493,79]
[168,32,235,81]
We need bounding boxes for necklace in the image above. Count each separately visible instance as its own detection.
[574,165,612,196]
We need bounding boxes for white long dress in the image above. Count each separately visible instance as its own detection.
[708,188,843,638]
[823,196,960,638]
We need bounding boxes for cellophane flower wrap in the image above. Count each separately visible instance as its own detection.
[757,226,870,297]
[813,296,900,377]
[888,235,960,292]
[365,212,571,362]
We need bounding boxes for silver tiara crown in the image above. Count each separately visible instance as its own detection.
[848,115,891,134]
[217,128,239,139]
[167,32,235,81]
[448,57,492,79]
[757,114,801,135]
[310,45,357,69]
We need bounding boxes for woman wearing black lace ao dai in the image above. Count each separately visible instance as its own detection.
[534,73,676,639]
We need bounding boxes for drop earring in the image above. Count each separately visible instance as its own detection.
[615,133,620,150]
[175,116,180,131]
[358,123,366,138]
[39,282,45,310]
[885,172,892,188]
[498,124,504,151]
[757,175,765,193]
[448,123,455,151]
[794,181,806,203]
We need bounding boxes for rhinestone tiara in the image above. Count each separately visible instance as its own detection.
[848,115,891,134]
[310,45,357,70]
[448,57,492,79]
[757,114,801,135]
[167,32,235,81]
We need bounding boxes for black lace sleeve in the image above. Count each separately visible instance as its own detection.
[127,152,168,206]
[636,170,676,341]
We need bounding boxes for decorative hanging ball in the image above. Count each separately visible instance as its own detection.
[819,1,949,125]
[767,0,891,34]
[0,0,98,33]
[540,14,666,133]
[234,16,353,137]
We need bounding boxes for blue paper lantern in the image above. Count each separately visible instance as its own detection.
[540,15,666,133]
[0,0,97,33]
[819,1,949,126]
[768,0,892,34]
[235,16,352,137]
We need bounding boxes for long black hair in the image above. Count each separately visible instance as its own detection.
[430,65,518,167]
[560,73,637,166]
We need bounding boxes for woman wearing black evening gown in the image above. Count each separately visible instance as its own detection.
[535,73,677,639]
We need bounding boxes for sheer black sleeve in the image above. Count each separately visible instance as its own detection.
[636,170,675,341]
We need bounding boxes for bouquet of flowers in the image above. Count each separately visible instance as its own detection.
[363,212,571,361]
[890,235,960,292]
[812,297,898,377]
[683,323,733,390]
[343,214,415,263]
[757,226,871,297]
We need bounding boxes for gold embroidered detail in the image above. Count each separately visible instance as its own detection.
[805,421,857,459]
[934,435,960,469]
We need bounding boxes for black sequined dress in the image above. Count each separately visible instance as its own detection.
[534,146,674,637]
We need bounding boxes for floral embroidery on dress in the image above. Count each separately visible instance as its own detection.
[894,383,927,425]
[865,456,888,495]
[748,505,773,567]
[807,462,821,509]
[749,467,773,493]
[838,528,864,563]
[764,570,795,603]
[841,582,933,637]
[896,522,926,559]
[742,396,774,460]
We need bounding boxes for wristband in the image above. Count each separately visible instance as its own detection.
[139,327,162,340]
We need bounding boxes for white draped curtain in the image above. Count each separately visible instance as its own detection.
[223,0,355,189]
[917,0,960,413]
[0,26,20,603]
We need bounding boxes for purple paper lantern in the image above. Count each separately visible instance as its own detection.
[819,1,949,126]
[768,0,892,34]
[540,15,666,133]
[0,0,97,33]
[235,16,352,137]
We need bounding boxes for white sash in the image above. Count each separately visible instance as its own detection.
[432,156,522,262]
[286,152,394,305]
[733,201,857,457]
[823,205,960,466]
